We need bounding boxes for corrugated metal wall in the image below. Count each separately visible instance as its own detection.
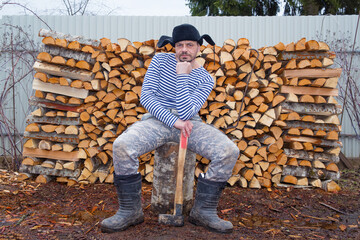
[1,15,359,49]
[1,15,359,158]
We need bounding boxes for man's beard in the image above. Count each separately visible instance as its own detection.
[179,54,194,62]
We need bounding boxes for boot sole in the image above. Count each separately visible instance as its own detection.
[188,216,233,234]
[100,216,144,233]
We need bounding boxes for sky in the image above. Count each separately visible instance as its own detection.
[0,0,191,17]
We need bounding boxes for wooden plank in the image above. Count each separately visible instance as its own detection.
[276,183,313,189]
[19,164,80,178]
[33,79,89,99]
[283,148,339,163]
[281,102,342,116]
[278,51,336,61]
[23,147,80,161]
[33,61,93,81]
[26,115,80,126]
[282,68,342,78]
[24,132,79,144]
[339,151,354,169]
[283,135,342,148]
[280,85,338,96]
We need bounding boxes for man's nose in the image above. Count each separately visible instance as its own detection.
[180,46,188,52]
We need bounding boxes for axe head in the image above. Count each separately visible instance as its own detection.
[158,214,184,227]
[158,204,184,226]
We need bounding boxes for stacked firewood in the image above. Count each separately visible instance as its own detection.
[275,38,342,192]
[19,29,101,185]
[224,38,342,191]
[19,29,342,191]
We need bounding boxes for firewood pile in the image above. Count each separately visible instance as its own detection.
[19,29,342,191]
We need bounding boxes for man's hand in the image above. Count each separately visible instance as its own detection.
[174,119,193,138]
[176,61,192,75]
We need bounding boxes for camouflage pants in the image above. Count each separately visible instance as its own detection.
[113,112,239,182]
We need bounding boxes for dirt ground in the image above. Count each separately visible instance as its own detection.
[0,169,359,240]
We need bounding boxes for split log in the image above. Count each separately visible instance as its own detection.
[321,180,341,192]
[35,175,54,183]
[33,61,93,81]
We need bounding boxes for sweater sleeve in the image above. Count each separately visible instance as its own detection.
[176,72,214,120]
[140,55,179,128]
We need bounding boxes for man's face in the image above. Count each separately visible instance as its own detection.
[174,40,200,62]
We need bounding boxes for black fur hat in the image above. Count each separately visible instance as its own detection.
[157,23,215,48]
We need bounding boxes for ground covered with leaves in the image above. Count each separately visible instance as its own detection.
[0,169,359,240]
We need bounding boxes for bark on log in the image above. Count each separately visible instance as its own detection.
[151,142,196,215]
[282,165,340,180]
[283,148,339,163]
[33,61,93,81]
[19,164,80,178]
[26,115,80,126]
[281,102,342,116]
[41,45,95,64]
[39,28,100,47]
[24,132,79,144]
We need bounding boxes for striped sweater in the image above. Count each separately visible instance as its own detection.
[140,53,214,128]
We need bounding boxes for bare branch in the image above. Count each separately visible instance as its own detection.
[1,2,52,30]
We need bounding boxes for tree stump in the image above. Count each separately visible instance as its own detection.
[151,142,196,215]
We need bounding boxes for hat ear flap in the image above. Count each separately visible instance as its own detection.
[200,34,216,46]
[157,36,174,48]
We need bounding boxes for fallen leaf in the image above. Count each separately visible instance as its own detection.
[339,224,347,231]
[238,221,246,227]
[288,235,302,238]
[30,224,50,230]
[221,208,233,214]
[290,213,297,221]
[90,205,98,214]
[7,218,20,222]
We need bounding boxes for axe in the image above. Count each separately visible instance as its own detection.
[158,133,188,226]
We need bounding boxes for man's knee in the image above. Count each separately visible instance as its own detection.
[113,135,126,151]
[223,140,240,160]
[113,133,135,158]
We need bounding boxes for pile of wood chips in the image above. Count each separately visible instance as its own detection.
[19,29,342,192]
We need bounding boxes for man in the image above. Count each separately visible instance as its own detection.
[100,23,239,234]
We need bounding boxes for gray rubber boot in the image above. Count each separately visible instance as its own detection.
[188,175,233,233]
[100,173,144,233]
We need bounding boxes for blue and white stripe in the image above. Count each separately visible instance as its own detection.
[140,53,214,128]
